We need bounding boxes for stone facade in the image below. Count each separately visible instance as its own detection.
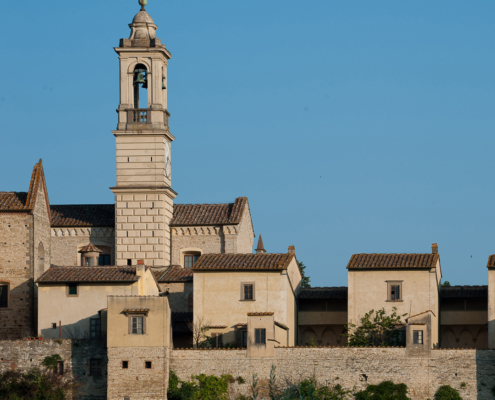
[107,347,169,400]
[170,347,495,400]
[0,339,107,400]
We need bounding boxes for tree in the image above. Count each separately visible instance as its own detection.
[187,315,212,348]
[298,261,311,288]
[441,281,451,287]
[345,307,407,347]
[434,385,462,400]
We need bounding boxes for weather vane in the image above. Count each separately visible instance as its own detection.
[139,0,147,11]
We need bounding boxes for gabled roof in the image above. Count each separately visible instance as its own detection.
[50,204,115,227]
[440,285,488,298]
[37,266,139,283]
[78,243,103,253]
[192,253,294,271]
[170,197,247,226]
[0,160,50,221]
[299,287,348,300]
[487,255,495,268]
[153,266,193,283]
[347,253,439,269]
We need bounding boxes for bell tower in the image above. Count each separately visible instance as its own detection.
[111,0,176,267]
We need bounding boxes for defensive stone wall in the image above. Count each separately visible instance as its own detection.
[170,347,495,400]
[0,339,107,400]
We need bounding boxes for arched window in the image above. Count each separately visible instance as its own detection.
[182,249,202,269]
[133,64,148,109]
[38,243,45,275]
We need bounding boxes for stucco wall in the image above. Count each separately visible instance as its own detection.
[0,212,34,339]
[0,339,107,400]
[170,347,495,400]
[348,267,440,345]
[38,282,140,339]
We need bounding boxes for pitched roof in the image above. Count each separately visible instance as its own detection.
[37,266,139,283]
[192,253,294,271]
[487,255,495,268]
[78,243,103,253]
[0,160,50,218]
[347,253,439,269]
[170,197,247,226]
[153,266,193,283]
[256,235,265,251]
[299,287,348,300]
[440,285,488,298]
[50,204,115,227]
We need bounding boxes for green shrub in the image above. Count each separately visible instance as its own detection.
[354,380,410,400]
[0,368,74,400]
[434,385,462,400]
[41,354,62,371]
[168,370,231,400]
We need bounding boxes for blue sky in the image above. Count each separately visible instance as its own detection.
[1,0,495,287]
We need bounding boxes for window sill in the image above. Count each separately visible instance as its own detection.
[239,299,255,302]
[385,300,404,302]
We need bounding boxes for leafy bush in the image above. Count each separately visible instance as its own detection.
[168,370,231,400]
[0,368,73,400]
[434,385,462,400]
[41,354,62,371]
[354,380,410,400]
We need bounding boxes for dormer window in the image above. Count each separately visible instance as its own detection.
[85,257,94,266]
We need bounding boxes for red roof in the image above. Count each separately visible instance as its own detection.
[347,254,439,269]
[170,197,247,226]
[193,253,294,271]
[37,266,140,283]
[153,266,193,283]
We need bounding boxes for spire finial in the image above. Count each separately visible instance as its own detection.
[256,235,266,254]
[139,0,147,11]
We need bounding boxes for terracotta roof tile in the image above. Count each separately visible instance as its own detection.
[256,235,265,251]
[347,253,439,269]
[299,287,348,299]
[123,308,150,313]
[170,197,247,226]
[37,266,139,283]
[440,285,487,298]
[50,204,114,227]
[78,243,103,253]
[487,255,495,267]
[248,312,274,316]
[0,192,30,211]
[192,253,294,271]
[208,325,227,329]
[153,266,193,283]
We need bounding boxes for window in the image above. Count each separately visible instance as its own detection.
[89,359,102,377]
[241,283,255,301]
[211,333,223,348]
[84,257,93,266]
[52,323,57,329]
[413,330,423,344]
[90,318,101,339]
[255,329,266,344]
[145,361,152,369]
[57,361,64,376]
[67,284,78,296]
[127,259,132,266]
[184,254,200,269]
[131,316,144,334]
[98,254,111,266]
[122,361,129,369]
[242,331,247,347]
[0,284,8,308]
[387,282,402,301]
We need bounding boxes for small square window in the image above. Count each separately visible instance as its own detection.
[387,282,402,301]
[413,330,423,344]
[0,284,9,308]
[122,361,129,369]
[52,323,57,329]
[145,361,152,369]
[67,284,78,296]
[255,329,266,344]
[127,259,132,266]
[241,283,255,301]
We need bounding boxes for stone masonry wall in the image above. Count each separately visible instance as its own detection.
[0,339,107,400]
[236,205,254,254]
[51,229,114,266]
[0,212,34,339]
[170,347,495,400]
[107,346,169,400]
[171,226,224,266]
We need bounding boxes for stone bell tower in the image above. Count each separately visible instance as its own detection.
[111,0,176,267]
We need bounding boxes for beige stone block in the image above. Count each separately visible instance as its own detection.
[146,253,158,259]
[122,209,133,216]
[153,216,164,223]
[134,238,147,245]
[147,209,159,216]
[117,143,164,150]
[122,224,134,230]
[116,202,127,209]
[128,245,140,252]
[141,231,153,238]
[128,231,140,238]
[116,231,127,238]
[116,238,122,245]
[140,216,153,223]
[141,245,153,252]
[117,149,160,156]
[153,245,164,252]
[116,209,122,216]
[134,194,147,201]
[134,223,146,230]
[122,253,133,259]
[147,194,159,201]
[128,216,140,223]
[117,169,160,176]
[116,216,127,223]
[147,223,159,230]
[116,224,122,230]
[134,209,147,216]
[147,238,159,245]
[159,238,164,244]
[122,238,134,245]
[116,253,123,259]
[127,202,140,208]
[141,202,153,208]
[122,195,134,201]
[115,195,122,201]
[116,156,129,163]
[135,252,146,259]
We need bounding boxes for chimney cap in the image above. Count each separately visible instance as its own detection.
[137,260,144,265]
[288,245,295,255]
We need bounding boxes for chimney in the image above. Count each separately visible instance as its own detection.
[255,235,266,254]
[136,260,145,276]
[432,243,438,254]
[137,260,144,265]
[288,245,295,255]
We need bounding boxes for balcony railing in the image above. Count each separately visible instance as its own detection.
[128,109,149,124]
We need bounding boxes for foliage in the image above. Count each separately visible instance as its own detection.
[0,368,75,400]
[354,381,410,400]
[168,370,231,400]
[41,354,62,371]
[345,308,406,347]
[251,373,259,400]
[298,261,311,288]
[434,385,462,400]
[309,337,317,347]
[236,376,246,384]
[279,378,351,400]
[441,281,451,287]
[187,315,212,348]
[269,365,277,399]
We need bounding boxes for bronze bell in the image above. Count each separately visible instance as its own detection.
[162,81,166,89]
[134,72,146,85]
[142,75,148,89]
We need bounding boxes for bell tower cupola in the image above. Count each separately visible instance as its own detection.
[111,0,176,267]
